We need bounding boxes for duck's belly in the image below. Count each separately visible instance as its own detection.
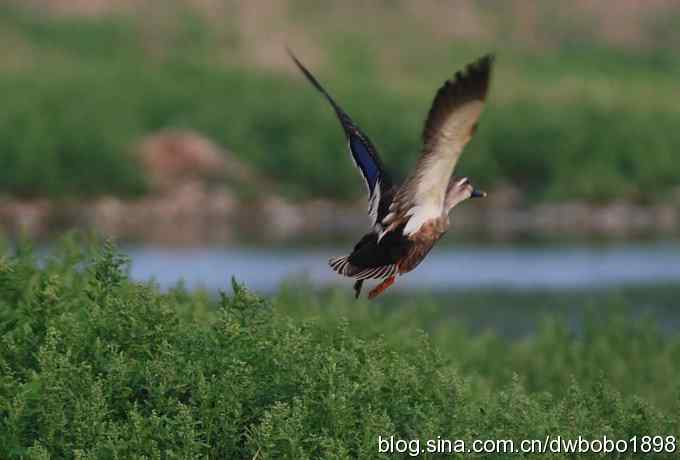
[398,218,447,273]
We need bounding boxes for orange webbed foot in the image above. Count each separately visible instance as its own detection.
[367,275,395,300]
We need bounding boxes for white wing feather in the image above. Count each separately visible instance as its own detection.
[401,101,484,235]
[381,54,493,238]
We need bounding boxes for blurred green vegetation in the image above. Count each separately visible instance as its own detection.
[1,237,680,457]
[0,5,679,202]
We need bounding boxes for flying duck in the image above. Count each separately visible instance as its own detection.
[289,50,493,299]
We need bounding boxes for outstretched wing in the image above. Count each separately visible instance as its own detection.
[383,54,493,237]
[288,49,393,230]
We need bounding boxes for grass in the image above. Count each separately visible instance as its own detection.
[0,5,679,203]
[1,236,679,458]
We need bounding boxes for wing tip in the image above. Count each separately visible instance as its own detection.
[287,47,332,100]
[433,52,495,107]
[476,53,495,69]
[437,52,494,107]
[462,52,494,85]
[285,46,305,75]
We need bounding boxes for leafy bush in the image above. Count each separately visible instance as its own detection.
[1,239,679,458]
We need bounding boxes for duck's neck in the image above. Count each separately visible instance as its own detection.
[434,214,451,234]
[445,194,468,213]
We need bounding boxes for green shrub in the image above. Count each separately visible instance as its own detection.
[1,239,679,458]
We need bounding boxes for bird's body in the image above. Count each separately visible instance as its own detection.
[289,50,493,299]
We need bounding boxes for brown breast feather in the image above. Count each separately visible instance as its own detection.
[398,217,448,273]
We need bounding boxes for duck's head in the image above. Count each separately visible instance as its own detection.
[445,176,486,212]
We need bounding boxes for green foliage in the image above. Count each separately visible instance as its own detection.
[1,239,679,458]
[0,6,679,202]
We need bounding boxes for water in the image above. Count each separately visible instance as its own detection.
[124,241,680,292]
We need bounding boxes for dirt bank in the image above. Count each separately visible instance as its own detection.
[2,129,677,244]
[2,185,678,245]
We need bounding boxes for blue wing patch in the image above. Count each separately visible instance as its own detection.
[287,49,392,226]
[349,134,380,193]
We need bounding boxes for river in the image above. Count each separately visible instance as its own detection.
[123,241,680,292]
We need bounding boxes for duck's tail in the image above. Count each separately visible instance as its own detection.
[329,256,352,276]
[330,256,399,300]
[329,256,398,280]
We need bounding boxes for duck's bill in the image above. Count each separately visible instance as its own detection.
[471,189,487,198]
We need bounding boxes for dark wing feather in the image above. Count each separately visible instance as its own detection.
[288,49,393,229]
[347,226,410,268]
[421,54,493,147]
[382,54,493,237]
[328,227,411,280]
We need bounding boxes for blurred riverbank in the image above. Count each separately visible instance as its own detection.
[2,184,680,244]
[2,127,679,244]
